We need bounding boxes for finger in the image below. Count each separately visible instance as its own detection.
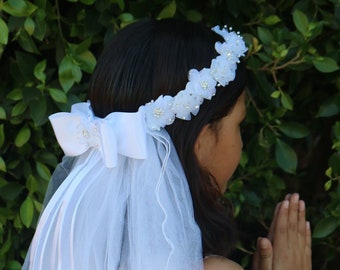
[257,237,273,270]
[268,194,291,241]
[287,193,300,245]
[273,199,289,253]
[268,202,281,241]
[252,239,260,270]
[305,221,312,249]
[305,221,312,270]
[297,200,306,249]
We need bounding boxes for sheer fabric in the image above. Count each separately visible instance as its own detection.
[26,126,203,269]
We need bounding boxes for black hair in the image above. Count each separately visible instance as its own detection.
[88,18,246,257]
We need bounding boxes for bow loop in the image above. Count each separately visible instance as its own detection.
[49,102,148,168]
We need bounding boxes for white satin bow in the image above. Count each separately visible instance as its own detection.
[49,102,148,168]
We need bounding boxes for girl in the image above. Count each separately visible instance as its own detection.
[25,19,311,269]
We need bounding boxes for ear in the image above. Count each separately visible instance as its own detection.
[194,124,212,160]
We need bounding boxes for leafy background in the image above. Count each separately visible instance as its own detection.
[0,0,339,269]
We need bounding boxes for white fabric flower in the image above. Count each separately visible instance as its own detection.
[172,88,203,120]
[215,33,247,62]
[144,95,175,130]
[210,55,237,86]
[188,68,217,100]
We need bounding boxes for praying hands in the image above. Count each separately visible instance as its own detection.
[253,193,312,270]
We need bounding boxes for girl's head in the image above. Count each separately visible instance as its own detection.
[88,18,246,256]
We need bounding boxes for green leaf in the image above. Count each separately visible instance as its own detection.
[24,17,35,36]
[80,0,96,5]
[316,97,340,117]
[292,9,309,36]
[34,60,46,83]
[278,122,309,138]
[0,106,6,120]
[73,39,92,54]
[271,90,280,98]
[275,139,297,173]
[325,167,332,178]
[3,0,38,17]
[263,15,281,25]
[20,196,34,227]
[118,13,134,23]
[0,18,9,45]
[11,101,27,117]
[33,199,43,213]
[258,127,271,148]
[17,31,40,54]
[157,0,176,19]
[15,125,31,147]
[58,55,82,92]
[0,182,24,200]
[257,27,273,45]
[313,216,338,238]
[333,122,340,140]
[7,89,23,101]
[26,174,38,194]
[111,0,124,9]
[76,50,97,73]
[324,180,332,191]
[15,50,37,80]
[0,156,6,172]
[36,161,51,180]
[30,97,47,125]
[5,260,22,270]
[280,91,293,110]
[329,153,340,175]
[0,124,4,148]
[313,57,339,73]
[33,9,47,41]
[48,88,67,103]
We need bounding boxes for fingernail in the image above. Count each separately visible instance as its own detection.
[299,200,305,211]
[282,200,289,208]
[285,193,291,200]
[306,221,310,230]
[260,238,268,248]
[292,193,299,203]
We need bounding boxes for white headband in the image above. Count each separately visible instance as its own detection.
[49,25,247,167]
[143,25,247,131]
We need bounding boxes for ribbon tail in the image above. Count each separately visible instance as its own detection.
[98,121,118,168]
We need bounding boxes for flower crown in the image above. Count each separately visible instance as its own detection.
[142,25,247,131]
[49,25,247,168]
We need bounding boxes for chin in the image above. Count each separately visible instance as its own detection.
[219,181,229,194]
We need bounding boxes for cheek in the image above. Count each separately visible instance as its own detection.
[226,140,242,175]
[217,131,243,191]
[233,132,243,165]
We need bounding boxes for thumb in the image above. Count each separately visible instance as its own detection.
[255,237,273,270]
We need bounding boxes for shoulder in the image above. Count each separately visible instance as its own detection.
[204,255,243,270]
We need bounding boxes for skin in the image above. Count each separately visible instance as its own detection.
[252,193,312,270]
[195,92,246,192]
[195,93,312,269]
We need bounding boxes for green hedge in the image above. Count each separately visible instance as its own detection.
[0,0,339,269]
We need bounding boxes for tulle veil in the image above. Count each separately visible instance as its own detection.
[24,104,203,270]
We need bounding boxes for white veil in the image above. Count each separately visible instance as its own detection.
[27,102,203,270]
